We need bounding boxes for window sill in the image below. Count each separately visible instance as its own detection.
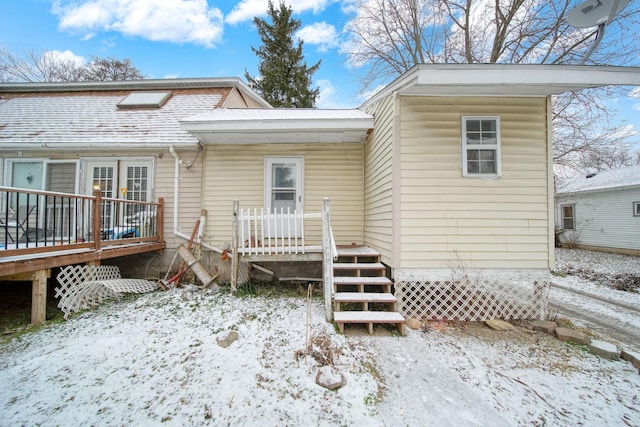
[463,174,502,179]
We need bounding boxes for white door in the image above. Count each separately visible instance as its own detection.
[86,159,153,228]
[265,156,303,214]
[265,157,303,238]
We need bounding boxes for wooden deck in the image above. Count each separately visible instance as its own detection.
[1,186,165,325]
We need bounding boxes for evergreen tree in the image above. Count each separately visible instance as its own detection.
[245,1,320,108]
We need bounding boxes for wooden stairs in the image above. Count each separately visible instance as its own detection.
[332,246,405,335]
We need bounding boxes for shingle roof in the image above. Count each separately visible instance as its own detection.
[556,165,640,194]
[0,88,228,150]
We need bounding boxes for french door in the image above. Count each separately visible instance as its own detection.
[86,159,153,229]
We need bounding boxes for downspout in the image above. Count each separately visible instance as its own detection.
[169,145,181,234]
[169,145,223,254]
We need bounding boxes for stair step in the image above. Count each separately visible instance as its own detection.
[336,246,381,257]
[333,262,385,271]
[334,311,405,335]
[333,276,392,286]
[333,292,397,304]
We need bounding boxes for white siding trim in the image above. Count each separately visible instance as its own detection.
[546,97,555,269]
[392,92,401,267]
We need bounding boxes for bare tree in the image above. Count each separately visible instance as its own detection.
[81,56,144,81]
[0,50,144,82]
[0,49,84,82]
[343,0,640,173]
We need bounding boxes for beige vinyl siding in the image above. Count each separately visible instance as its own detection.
[363,94,395,265]
[203,144,364,248]
[399,96,550,269]
[154,149,204,249]
[222,87,266,108]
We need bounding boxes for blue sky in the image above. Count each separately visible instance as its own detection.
[1,0,638,137]
[1,0,367,108]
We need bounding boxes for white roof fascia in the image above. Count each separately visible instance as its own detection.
[180,108,374,144]
[556,183,640,197]
[182,117,374,132]
[360,64,640,109]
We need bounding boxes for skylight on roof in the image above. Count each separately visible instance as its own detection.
[117,91,172,109]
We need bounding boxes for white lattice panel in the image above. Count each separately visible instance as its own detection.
[238,260,250,286]
[55,265,157,319]
[395,270,549,321]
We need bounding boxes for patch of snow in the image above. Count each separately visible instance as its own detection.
[1,282,639,426]
[556,165,640,194]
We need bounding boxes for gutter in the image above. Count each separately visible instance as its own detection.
[556,183,640,197]
[169,145,223,254]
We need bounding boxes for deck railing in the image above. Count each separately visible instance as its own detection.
[1,186,163,256]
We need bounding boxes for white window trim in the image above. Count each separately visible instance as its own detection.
[561,203,575,230]
[461,116,502,178]
[633,201,640,217]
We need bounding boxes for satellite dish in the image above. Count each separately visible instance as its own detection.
[567,0,631,64]
[567,0,630,28]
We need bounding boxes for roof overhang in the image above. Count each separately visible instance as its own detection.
[181,109,374,144]
[361,64,640,108]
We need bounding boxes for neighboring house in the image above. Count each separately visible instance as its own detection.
[555,165,640,255]
[0,78,270,275]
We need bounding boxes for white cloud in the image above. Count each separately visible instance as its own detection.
[296,22,338,52]
[315,79,339,108]
[44,49,86,67]
[226,0,335,25]
[52,0,224,48]
[315,79,362,109]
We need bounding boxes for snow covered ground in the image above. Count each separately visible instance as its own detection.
[1,249,639,426]
[550,248,640,352]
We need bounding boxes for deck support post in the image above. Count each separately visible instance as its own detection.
[231,200,239,291]
[322,198,333,322]
[31,269,50,325]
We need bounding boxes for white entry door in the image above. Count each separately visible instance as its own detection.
[265,157,303,238]
[265,156,303,214]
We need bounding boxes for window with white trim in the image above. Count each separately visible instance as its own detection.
[633,201,640,217]
[462,116,501,177]
[562,204,575,230]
